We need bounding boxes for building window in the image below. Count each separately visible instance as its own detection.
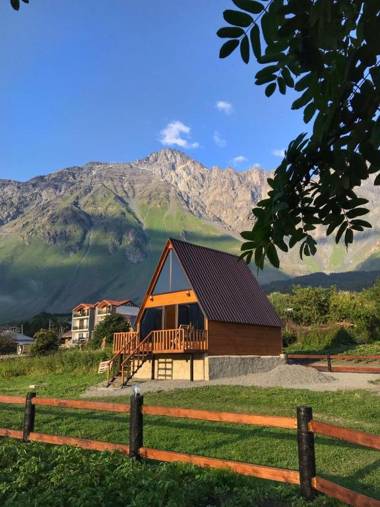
[153,250,190,295]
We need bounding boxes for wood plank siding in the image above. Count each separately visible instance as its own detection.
[207,321,282,356]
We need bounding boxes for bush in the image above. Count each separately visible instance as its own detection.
[0,335,17,354]
[284,325,357,353]
[30,330,60,356]
[91,314,130,348]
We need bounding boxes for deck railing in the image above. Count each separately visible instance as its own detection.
[113,328,208,354]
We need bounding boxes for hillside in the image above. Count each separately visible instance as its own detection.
[0,148,379,322]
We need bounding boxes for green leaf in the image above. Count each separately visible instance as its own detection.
[303,102,316,123]
[295,73,312,92]
[346,208,369,219]
[266,243,280,268]
[241,230,254,240]
[10,0,20,9]
[223,9,253,27]
[265,82,276,97]
[277,76,286,95]
[261,10,278,45]
[219,39,240,58]
[255,246,265,270]
[350,219,372,229]
[344,228,353,246]
[291,89,312,110]
[233,0,264,14]
[217,27,245,38]
[240,35,250,63]
[281,67,294,88]
[241,241,256,250]
[249,24,261,60]
[335,221,348,244]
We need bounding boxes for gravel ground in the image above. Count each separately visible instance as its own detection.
[81,364,380,398]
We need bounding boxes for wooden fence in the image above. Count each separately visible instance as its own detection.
[287,353,380,374]
[0,393,379,506]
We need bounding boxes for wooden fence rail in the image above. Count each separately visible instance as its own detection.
[287,353,380,374]
[0,393,379,506]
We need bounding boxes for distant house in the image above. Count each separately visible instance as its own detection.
[71,299,139,346]
[71,304,96,345]
[13,333,34,355]
[111,238,282,383]
[95,300,139,328]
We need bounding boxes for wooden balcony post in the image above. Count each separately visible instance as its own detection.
[129,388,143,459]
[23,392,36,442]
[297,406,316,500]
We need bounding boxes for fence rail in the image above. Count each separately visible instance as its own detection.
[287,353,380,374]
[0,393,379,506]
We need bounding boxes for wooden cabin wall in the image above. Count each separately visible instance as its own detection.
[207,321,282,356]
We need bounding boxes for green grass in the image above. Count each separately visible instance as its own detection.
[0,353,379,505]
[285,341,380,355]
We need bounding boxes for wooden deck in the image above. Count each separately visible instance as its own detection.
[113,328,208,354]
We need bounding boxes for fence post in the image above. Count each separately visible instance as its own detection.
[327,355,332,372]
[297,406,316,500]
[129,387,143,459]
[23,392,36,442]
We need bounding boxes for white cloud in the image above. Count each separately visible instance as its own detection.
[272,148,285,158]
[213,130,226,148]
[160,121,199,149]
[233,155,248,165]
[216,100,233,115]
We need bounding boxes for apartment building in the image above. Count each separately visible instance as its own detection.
[70,299,139,345]
[71,303,96,345]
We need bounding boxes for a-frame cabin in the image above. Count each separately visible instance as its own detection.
[110,238,282,384]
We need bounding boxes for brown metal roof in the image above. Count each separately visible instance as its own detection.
[170,238,281,328]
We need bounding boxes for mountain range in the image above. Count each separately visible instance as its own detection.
[0,148,379,323]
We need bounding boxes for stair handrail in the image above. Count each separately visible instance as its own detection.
[107,332,140,386]
[120,331,154,369]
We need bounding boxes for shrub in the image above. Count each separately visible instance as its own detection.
[0,335,17,354]
[91,314,130,348]
[30,329,60,356]
[284,325,356,353]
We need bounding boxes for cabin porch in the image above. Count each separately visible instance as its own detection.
[113,327,208,355]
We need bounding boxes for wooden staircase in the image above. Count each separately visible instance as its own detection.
[106,332,153,387]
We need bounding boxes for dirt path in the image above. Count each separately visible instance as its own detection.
[82,367,380,398]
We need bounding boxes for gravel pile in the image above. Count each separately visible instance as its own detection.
[237,364,335,387]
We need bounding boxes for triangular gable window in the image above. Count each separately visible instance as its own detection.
[152,249,191,295]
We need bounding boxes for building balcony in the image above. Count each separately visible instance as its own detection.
[113,328,208,355]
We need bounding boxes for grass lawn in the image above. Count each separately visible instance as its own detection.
[0,353,379,506]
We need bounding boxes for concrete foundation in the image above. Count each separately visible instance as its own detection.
[207,355,285,380]
[134,354,284,381]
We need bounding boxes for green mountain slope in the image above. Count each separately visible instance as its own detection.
[0,149,378,323]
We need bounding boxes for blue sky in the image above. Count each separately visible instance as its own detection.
[0,0,304,181]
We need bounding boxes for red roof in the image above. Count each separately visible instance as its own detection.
[96,299,137,308]
[73,303,96,311]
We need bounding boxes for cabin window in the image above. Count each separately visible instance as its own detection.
[141,308,163,338]
[153,250,190,294]
[178,303,204,329]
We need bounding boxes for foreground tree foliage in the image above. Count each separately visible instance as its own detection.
[218,0,380,269]
[9,0,28,10]
[91,314,130,349]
